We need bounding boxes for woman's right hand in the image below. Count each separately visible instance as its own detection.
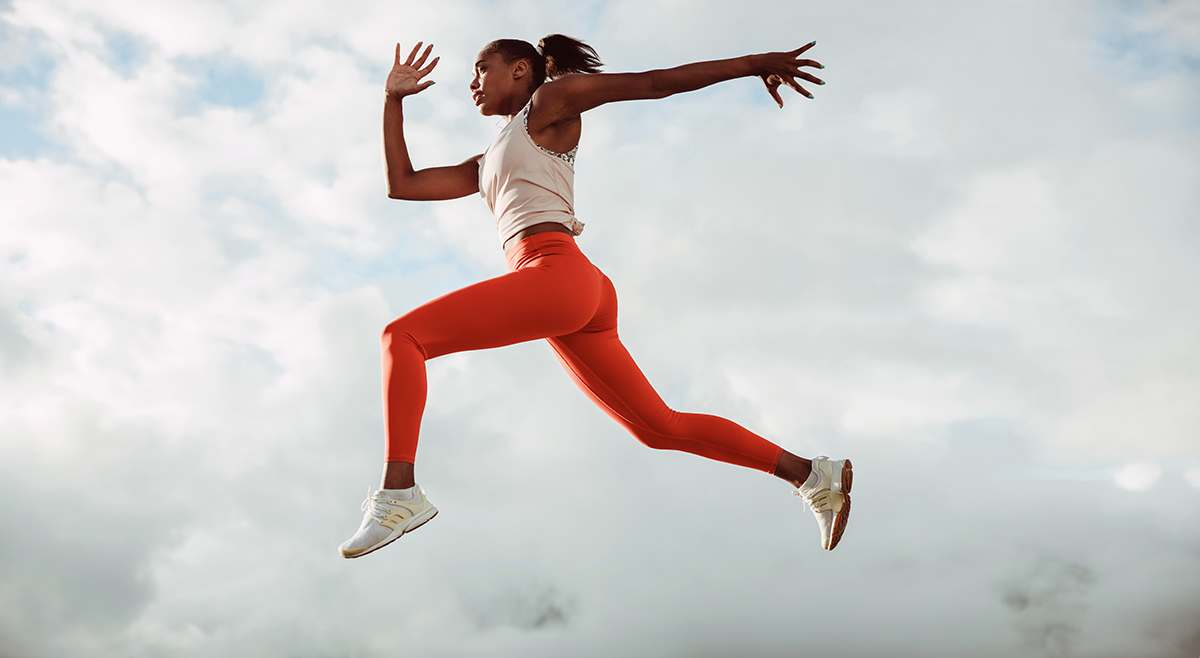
[386,42,439,100]
[755,42,824,108]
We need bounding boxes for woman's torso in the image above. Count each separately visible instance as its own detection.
[479,101,585,247]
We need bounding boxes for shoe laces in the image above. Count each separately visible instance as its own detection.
[360,489,397,522]
[796,488,842,514]
[793,488,813,507]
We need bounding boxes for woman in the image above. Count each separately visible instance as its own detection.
[339,35,852,558]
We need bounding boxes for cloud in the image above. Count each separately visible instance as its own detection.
[1000,556,1098,656]
[2,0,1199,656]
[1111,461,1163,491]
[859,89,950,158]
[1144,598,1200,658]
[462,579,576,632]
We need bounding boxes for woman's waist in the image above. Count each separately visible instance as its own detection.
[503,222,575,252]
[503,223,591,270]
[500,210,584,248]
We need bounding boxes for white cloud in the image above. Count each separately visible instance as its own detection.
[859,89,949,158]
[914,167,1064,273]
[3,0,1200,656]
[1112,461,1163,491]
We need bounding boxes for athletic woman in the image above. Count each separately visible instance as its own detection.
[339,36,853,558]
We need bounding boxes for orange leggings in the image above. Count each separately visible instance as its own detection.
[381,232,784,473]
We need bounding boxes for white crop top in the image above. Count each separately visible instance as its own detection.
[479,101,585,246]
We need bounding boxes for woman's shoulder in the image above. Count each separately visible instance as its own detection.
[528,82,585,131]
[532,74,590,106]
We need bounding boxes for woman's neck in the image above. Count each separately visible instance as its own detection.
[502,90,535,122]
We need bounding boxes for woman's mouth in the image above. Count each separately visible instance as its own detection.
[473,93,484,106]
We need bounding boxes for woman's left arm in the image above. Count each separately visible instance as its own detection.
[537,42,824,119]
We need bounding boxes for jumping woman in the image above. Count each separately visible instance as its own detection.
[339,35,853,558]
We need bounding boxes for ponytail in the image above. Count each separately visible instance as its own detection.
[482,34,603,88]
[537,34,603,80]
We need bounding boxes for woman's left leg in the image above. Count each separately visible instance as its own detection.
[545,270,796,476]
[546,269,853,550]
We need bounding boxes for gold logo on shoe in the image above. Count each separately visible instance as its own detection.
[379,506,412,530]
[807,489,844,513]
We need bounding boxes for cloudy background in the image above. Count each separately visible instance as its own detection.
[2,0,1199,655]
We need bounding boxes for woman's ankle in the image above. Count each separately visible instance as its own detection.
[774,451,812,489]
[381,461,416,489]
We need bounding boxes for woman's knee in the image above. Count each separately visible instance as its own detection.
[632,430,672,451]
[381,316,427,360]
[626,411,685,451]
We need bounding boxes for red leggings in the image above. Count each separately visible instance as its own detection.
[381,232,784,473]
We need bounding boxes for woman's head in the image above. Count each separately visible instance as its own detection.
[470,34,602,115]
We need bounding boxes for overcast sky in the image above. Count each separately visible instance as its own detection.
[2,0,1199,656]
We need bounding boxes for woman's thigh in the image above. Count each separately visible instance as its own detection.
[387,255,602,360]
[545,273,674,430]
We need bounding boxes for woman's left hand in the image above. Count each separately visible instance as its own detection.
[756,42,824,108]
[386,42,439,99]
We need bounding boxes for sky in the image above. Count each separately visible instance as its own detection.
[2,0,1199,656]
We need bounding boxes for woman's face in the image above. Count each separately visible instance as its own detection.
[469,50,528,116]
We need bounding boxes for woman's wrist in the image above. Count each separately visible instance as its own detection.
[743,53,765,78]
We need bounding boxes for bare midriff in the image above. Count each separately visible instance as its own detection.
[503,221,574,253]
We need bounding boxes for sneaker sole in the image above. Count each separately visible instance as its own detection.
[828,460,853,550]
[342,505,438,559]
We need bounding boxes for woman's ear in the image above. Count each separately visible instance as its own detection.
[511,58,530,81]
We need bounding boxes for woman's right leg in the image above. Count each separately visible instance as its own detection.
[380,249,602,470]
[341,245,601,558]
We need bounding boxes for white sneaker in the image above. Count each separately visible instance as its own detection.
[339,486,438,559]
[794,456,853,550]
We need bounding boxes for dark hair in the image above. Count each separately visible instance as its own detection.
[482,34,602,88]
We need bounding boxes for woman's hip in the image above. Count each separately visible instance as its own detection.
[503,221,576,255]
[504,228,591,272]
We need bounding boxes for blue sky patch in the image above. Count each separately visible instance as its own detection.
[1092,0,1200,75]
[0,41,56,159]
[0,103,52,159]
[176,55,266,109]
[105,32,150,78]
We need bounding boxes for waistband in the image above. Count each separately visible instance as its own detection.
[500,217,585,253]
[504,231,580,270]
[503,221,575,253]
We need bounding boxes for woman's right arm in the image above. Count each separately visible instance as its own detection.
[384,43,480,201]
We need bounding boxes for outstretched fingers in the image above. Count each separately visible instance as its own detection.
[404,42,423,67]
[412,43,434,70]
[763,72,815,106]
[796,70,825,86]
[788,40,824,72]
[784,76,814,100]
[791,40,817,56]
[786,52,824,94]
[418,56,440,78]
[388,42,439,97]
[758,42,825,106]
